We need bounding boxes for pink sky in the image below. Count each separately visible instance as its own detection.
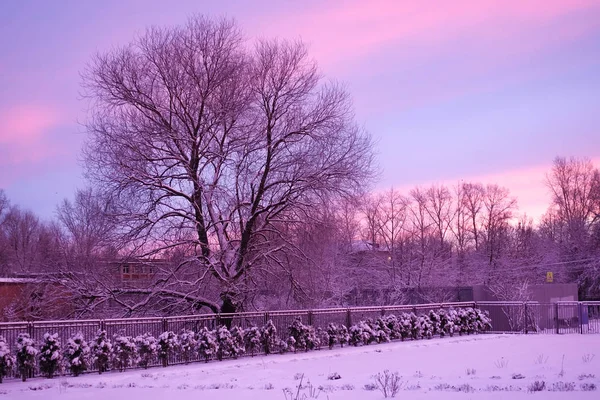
[1,0,599,219]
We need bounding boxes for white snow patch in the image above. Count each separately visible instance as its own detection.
[2,334,600,399]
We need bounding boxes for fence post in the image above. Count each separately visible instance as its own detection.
[346,308,352,328]
[524,303,528,334]
[381,307,386,317]
[555,303,560,334]
[264,312,269,325]
[579,302,583,335]
[307,310,313,326]
[162,318,168,333]
[27,322,34,379]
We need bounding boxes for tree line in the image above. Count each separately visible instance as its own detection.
[0,16,598,320]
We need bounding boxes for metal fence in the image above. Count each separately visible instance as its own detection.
[476,301,600,334]
[0,301,598,379]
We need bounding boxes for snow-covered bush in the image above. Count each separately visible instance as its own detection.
[419,315,433,339]
[215,326,233,361]
[288,317,319,352]
[349,321,375,346]
[39,333,61,378]
[196,327,217,362]
[316,328,329,350]
[326,323,339,349]
[305,325,320,351]
[229,326,245,358]
[409,313,421,340]
[0,335,15,383]
[397,313,412,340]
[112,334,137,372]
[373,317,391,343]
[244,326,262,356]
[16,333,37,382]
[135,333,157,369]
[90,330,112,374]
[63,332,90,377]
[474,308,492,332]
[157,331,177,367]
[383,315,402,340]
[429,310,441,336]
[286,336,296,353]
[277,338,289,354]
[439,309,456,337]
[260,320,277,355]
[177,329,197,364]
[337,324,350,347]
[456,308,470,335]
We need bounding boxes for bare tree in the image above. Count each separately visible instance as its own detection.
[462,182,485,251]
[482,184,517,267]
[374,188,407,285]
[425,184,454,254]
[546,156,600,249]
[2,206,42,272]
[408,187,432,288]
[79,16,375,314]
[56,187,117,268]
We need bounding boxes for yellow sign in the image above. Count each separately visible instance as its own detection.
[546,272,554,283]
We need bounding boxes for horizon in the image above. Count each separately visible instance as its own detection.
[1,0,600,222]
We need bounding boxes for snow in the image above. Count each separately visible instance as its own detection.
[2,334,599,399]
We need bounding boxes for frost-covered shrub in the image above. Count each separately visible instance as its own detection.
[277,338,289,354]
[439,309,456,337]
[135,333,157,369]
[39,333,62,378]
[429,310,441,336]
[373,317,391,343]
[326,323,339,349]
[244,326,262,356]
[215,326,233,361]
[0,335,15,383]
[337,324,350,347]
[197,327,217,362]
[409,313,421,340]
[90,330,112,374]
[287,336,296,353]
[229,326,245,358]
[305,325,320,351]
[419,315,433,339]
[260,320,278,355]
[349,321,375,346]
[397,313,412,340]
[383,315,402,340]
[157,331,177,367]
[64,332,90,377]
[474,308,492,332]
[456,308,471,335]
[288,317,318,352]
[316,328,329,350]
[16,333,37,382]
[177,329,197,364]
[112,335,137,372]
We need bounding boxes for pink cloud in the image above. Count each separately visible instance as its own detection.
[0,105,69,185]
[0,105,61,146]
[259,0,600,69]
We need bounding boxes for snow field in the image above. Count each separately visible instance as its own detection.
[1,334,599,399]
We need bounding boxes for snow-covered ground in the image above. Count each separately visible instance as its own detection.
[2,334,599,399]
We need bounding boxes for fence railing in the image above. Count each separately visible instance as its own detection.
[0,301,598,379]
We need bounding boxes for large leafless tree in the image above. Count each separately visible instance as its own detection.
[80,16,375,314]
